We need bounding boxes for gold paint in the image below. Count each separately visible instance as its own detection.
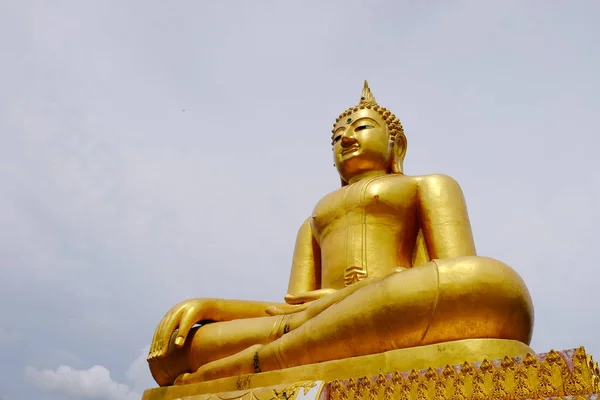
[343,266,368,286]
[146,82,536,388]
[171,346,600,400]
[141,380,317,400]
[143,339,532,399]
[314,347,600,400]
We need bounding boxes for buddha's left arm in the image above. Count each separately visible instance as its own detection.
[417,174,477,259]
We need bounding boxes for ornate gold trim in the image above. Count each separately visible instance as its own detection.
[325,347,600,400]
[168,381,318,400]
[142,346,599,400]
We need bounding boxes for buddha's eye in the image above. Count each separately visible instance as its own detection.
[333,135,342,143]
[355,125,375,132]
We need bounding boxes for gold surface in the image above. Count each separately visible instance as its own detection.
[142,338,533,399]
[323,346,600,400]
[142,346,600,400]
[146,81,535,387]
[143,381,319,400]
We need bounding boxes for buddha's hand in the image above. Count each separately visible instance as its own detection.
[265,289,337,315]
[148,299,209,361]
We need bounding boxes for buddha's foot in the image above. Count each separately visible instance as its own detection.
[175,344,266,385]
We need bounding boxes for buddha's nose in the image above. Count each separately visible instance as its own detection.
[341,135,358,147]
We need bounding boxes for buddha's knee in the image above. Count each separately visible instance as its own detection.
[425,256,534,345]
[148,335,191,386]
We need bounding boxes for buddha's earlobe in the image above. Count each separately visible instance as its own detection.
[391,134,407,174]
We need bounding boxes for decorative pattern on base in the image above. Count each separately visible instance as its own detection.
[142,347,600,400]
[322,347,600,400]
[177,381,320,400]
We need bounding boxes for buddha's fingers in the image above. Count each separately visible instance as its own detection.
[148,322,162,360]
[150,303,183,358]
[296,278,380,322]
[149,315,169,359]
[154,306,186,359]
[174,305,206,348]
[284,288,337,305]
[265,303,309,316]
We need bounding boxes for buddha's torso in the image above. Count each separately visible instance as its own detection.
[311,174,421,289]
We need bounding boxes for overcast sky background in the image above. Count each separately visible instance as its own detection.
[1,1,599,399]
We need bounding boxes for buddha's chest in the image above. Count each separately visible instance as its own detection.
[311,176,418,240]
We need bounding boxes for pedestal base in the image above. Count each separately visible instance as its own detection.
[142,338,553,399]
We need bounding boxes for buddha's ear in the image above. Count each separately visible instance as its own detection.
[391,133,407,174]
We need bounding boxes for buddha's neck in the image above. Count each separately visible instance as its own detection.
[347,170,387,185]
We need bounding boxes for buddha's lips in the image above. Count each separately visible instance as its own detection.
[341,145,360,155]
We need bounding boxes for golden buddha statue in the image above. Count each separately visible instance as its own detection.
[146,81,534,388]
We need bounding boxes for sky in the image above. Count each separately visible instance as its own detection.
[0,1,599,399]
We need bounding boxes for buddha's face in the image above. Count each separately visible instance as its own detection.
[332,109,392,183]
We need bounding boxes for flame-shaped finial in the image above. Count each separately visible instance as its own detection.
[360,80,377,105]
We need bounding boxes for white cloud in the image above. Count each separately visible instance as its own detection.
[24,347,153,400]
[25,365,138,400]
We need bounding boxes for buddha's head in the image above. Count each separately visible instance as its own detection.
[331,81,406,186]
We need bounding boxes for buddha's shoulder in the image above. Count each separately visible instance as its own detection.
[352,173,461,188]
[412,173,463,189]
[365,174,462,194]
